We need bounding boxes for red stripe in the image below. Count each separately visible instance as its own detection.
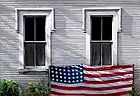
[51,84,132,91]
[84,64,134,71]
[84,78,133,84]
[51,91,131,96]
[84,71,133,77]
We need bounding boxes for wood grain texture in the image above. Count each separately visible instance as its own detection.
[0,0,139,90]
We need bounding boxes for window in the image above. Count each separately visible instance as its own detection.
[83,7,122,66]
[24,16,46,66]
[16,8,55,71]
[90,16,112,66]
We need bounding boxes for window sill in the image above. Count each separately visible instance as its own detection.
[18,68,48,73]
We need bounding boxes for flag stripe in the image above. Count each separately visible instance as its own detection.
[51,87,132,94]
[84,71,133,78]
[51,91,131,96]
[84,64,134,71]
[84,74,133,81]
[50,64,134,95]
[51,80,133,88]
[84,68,132,74]
[51,84,133,91]
[84,78,133,84]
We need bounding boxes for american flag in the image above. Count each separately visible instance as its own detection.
[50,64,134,96]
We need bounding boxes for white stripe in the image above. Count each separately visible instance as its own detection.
[52,87,132,94]
[83,64,133,69]
[84,64,114,68]
[84,68,132,75]
[51,80,133,88]
[84,74,133,81]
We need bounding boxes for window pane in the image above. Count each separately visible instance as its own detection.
[36,43,45,66]
[102,17,112,40]
[90,43,101,66]
[36,16,46,41]
[91,17,101,40]
[102,43,112,65]
[24,43,34,66]
[24,16,34,41]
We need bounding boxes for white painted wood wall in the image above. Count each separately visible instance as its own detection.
[0,0,140,90]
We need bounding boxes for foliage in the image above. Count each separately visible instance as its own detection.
[131,85,138,96]
[25,81,51,96]
[125,85,140,96]
[0,79,22,96]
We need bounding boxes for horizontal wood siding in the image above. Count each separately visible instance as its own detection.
[0,0,140,90]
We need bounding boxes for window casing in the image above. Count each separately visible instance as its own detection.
[83,7,122,66]
[16,8,55,71]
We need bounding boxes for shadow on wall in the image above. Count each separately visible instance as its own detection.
[0,4,48,85]
[118,9,140,90]
[0,4,20,81]
[52,7,86,65]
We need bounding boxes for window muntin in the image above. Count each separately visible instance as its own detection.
[24,16,46,66]
[90,16,112,66]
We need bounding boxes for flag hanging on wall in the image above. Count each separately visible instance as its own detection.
[50,64,134,96]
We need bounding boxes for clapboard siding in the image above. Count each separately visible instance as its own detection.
[0,0,140,90]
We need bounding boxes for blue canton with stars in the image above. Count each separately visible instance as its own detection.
[50,65,83,84]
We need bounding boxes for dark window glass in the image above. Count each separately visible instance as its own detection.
[24,16,46,66]
[102,43,112,65]
[91,17,101,40]
[24,43,34,66]
[25,17,34,41]
[36,43,45,66]
[90,43,101,66]
[36,16,46,41]
[102,17,112,40]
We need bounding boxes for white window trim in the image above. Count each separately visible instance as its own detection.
[15,8,55,71]
[83,7,122,66]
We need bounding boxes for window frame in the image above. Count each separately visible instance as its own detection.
[83,7,122,66]
[16,8,55,71]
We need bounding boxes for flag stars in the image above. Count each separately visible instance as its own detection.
[60,76,62,78]
[55,68,58,70]
[55,71,58,74]
[51,67,54,69]
[59,69,62,71]
[60,80,63,82]
[56,75,58,78]
[56,79,59,81]
[76,73,79,75]
[50,65,83,84]
[72,80,75,83]
[52,78,54,81]
[64,77,66,79]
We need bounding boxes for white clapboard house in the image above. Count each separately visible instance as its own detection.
[0,0,139,90]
